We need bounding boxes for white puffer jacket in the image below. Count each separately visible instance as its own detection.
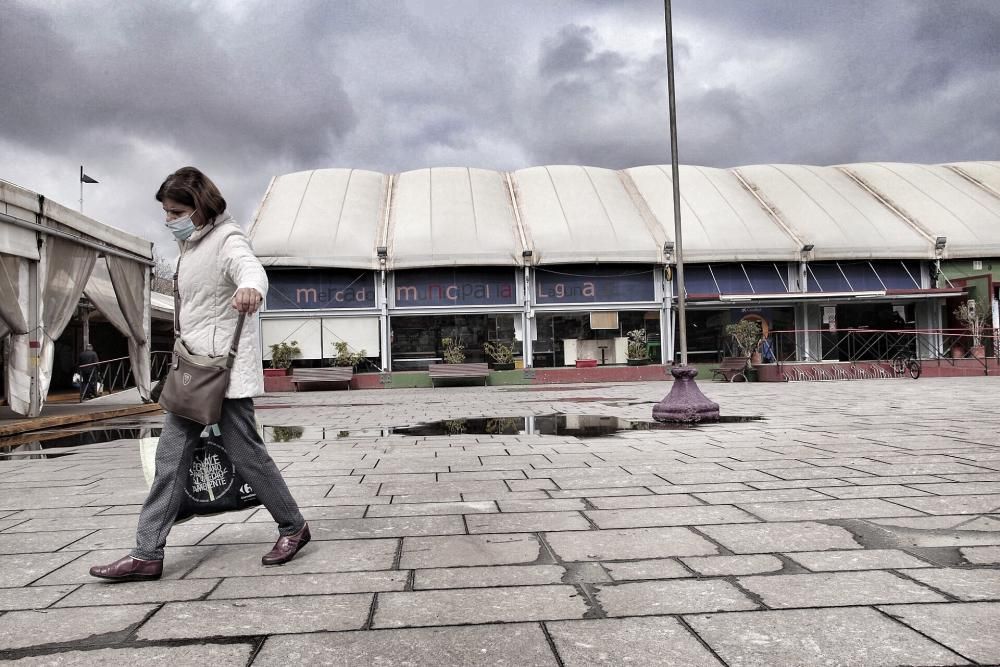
[175,212,267,398]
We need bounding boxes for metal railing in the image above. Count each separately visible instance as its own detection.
[77,350,173,402]
[768,327,998,375]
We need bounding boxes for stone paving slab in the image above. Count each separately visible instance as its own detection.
[889,493,1000,515]
[686,606,968,666]
[466,510,591,533]
[137,593,373,640]
[210,570,408,598]
[372,585,587,628]
[602,558,690,581]
[735,498,924,521]
[785,548,932,571]
[584,505,758,529]
[413,564,566,589]
[399,534,541,569]
[546,617,723,666]
[879,602,1000,664]
[0,530,94,555]
[544,527,718,561]
[698,522,863,553]
[253,624,557,666]
[0,584,76,611]
[53,578,219,607]
[0,603,157,650]
[0,553,84,588]
[364,500,496,517]
[185,540,398,578]
[681,554,784,576]
[961,545,1000,564]
[898,567,1000,601]
[0,644,255,665]
[597,579,758,616]
[202,515,465,543]
[585,493,703,509]
[737,570,947,608]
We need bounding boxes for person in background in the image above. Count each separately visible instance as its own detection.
[89,167,309,582]
[77,344,100,399]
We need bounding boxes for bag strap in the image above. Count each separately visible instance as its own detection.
[172,222,249,361]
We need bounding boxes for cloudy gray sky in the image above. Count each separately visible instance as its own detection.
[2,0,998,255]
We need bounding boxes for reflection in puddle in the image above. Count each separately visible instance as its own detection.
[394,414,762,437]
[261,414,763,441]
[0,427,163,458]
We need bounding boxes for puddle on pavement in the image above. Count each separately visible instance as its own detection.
[0,427,163,458]
[261,414,763,441]
[3,412,762,453]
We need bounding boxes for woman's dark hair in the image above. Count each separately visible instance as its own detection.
[155,167,226,223]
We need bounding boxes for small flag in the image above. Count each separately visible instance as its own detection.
[80,166,98,184]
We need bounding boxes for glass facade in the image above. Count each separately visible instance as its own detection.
[683,262,789,295]
[532,311,660,367]
[808,260,921,292]
[390,313,519,370]
[685,307,796,362]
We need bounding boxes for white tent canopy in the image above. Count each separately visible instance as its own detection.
[627,165,800,262]
[0,180,153,416]
[249,161,1000,267]
[387,168,523,269]
[249,169,387,270]
[842,162,1000,259]
[736,164,934,260]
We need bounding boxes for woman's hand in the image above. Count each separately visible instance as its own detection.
[232,287,263,314]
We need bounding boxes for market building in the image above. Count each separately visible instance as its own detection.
[248,162,1000,377]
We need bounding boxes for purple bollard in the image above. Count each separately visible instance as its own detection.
[652,366,720,423]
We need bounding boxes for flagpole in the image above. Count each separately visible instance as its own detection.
[80,166,84,213]
[653,0,720,423]
[663,0,688,366]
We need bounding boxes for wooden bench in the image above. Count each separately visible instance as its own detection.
[289,367,353,391]
[427,362,490,387]
[710,356,750,382]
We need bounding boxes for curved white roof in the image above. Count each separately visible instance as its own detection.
[626,165,800,262]
[386,168,523,269]
[250,168,387,269]
[249,161,1000,268]
[512,165,663,264]
[842,163,1000,258]
[736,164,933,260]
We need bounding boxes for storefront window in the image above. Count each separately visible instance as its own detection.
[532,311,660,367]
[684,307,795,362]
[390,313,519,370]
[821,302,916,361]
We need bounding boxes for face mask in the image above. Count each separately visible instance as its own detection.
[166,212,196,241]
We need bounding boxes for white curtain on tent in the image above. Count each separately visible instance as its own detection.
[0,254,28,338]
[1,254,32,414]
[84,259,151,400]
[36,234,98,411]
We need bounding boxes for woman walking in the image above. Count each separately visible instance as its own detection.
[90,167,309,581]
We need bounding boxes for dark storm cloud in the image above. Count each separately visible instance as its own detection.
[0,1,357,164]
[1,0,997,248]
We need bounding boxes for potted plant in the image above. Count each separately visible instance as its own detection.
[483,340,516,370]
[328,341,366,368]
[954,296,991,359]
[626,329,651,366]
[441,337,465,364]
[725,320,763,366]
[267,340,300,376]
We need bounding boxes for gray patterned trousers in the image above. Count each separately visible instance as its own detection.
[132,398,305,561]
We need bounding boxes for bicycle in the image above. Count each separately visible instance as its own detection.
[890,354,922,379]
